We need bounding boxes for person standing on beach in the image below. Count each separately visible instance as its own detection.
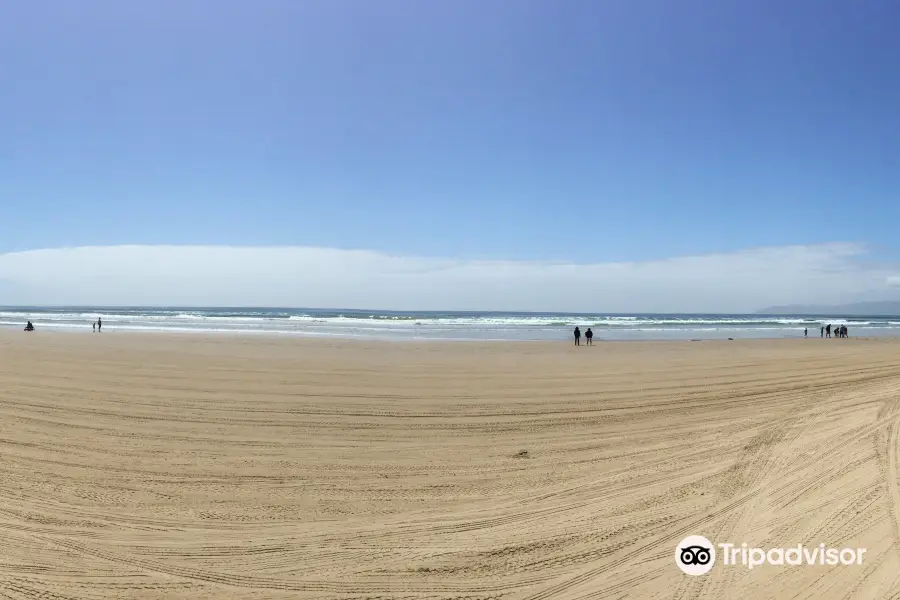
[98,317,102,332]
[820,326,824,338]
[804,328,808,338]
[573,326,581,346]
[825,324,831,338]
[92,321,96,332]
[585,328,593,345]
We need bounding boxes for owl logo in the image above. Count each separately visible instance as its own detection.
[676,536,716,575]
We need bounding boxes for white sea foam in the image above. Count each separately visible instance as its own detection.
[3,308,899,341]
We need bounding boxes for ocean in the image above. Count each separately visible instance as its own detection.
[1,307,897,341]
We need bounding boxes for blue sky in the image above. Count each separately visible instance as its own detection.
[2,1,900,309]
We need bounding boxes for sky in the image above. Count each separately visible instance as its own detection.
[2,1,900,310]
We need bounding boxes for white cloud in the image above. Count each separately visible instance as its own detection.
[0,243,898,312]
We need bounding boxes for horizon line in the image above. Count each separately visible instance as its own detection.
[3,305,899,317]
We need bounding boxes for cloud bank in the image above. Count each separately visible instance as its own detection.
[0,243,898,313]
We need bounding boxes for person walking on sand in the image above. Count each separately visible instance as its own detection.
[585,327,594,345]
[573,326,581,346]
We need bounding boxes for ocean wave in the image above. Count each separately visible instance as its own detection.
[4,307,900,341]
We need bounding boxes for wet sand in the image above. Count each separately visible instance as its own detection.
[0,331,898,598]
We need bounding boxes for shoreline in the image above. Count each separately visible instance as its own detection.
[1,327,889,346]
[3,307,893,343]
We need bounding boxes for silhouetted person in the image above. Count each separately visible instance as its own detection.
[574,326,581,346]
[820,326,824,338]
[585,328,594,345]
[97,317,102,332]
[804,328,808,338]
[92,321,96,332]
[826,324,831,338]
[24,321,34,331]
[843,325,848,338]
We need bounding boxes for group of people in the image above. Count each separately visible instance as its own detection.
[823,324,848,338]
[573,326,594,346]
[22,318,103,332]
[804,324,848,338]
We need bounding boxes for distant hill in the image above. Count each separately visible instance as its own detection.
[758,301,900,316]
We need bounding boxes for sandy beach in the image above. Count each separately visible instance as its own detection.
[0,331,899,598]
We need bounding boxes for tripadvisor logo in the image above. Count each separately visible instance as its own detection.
[676,536,866,575]
[676,535,716,575]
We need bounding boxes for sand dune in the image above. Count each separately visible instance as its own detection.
[0,331,899,598]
